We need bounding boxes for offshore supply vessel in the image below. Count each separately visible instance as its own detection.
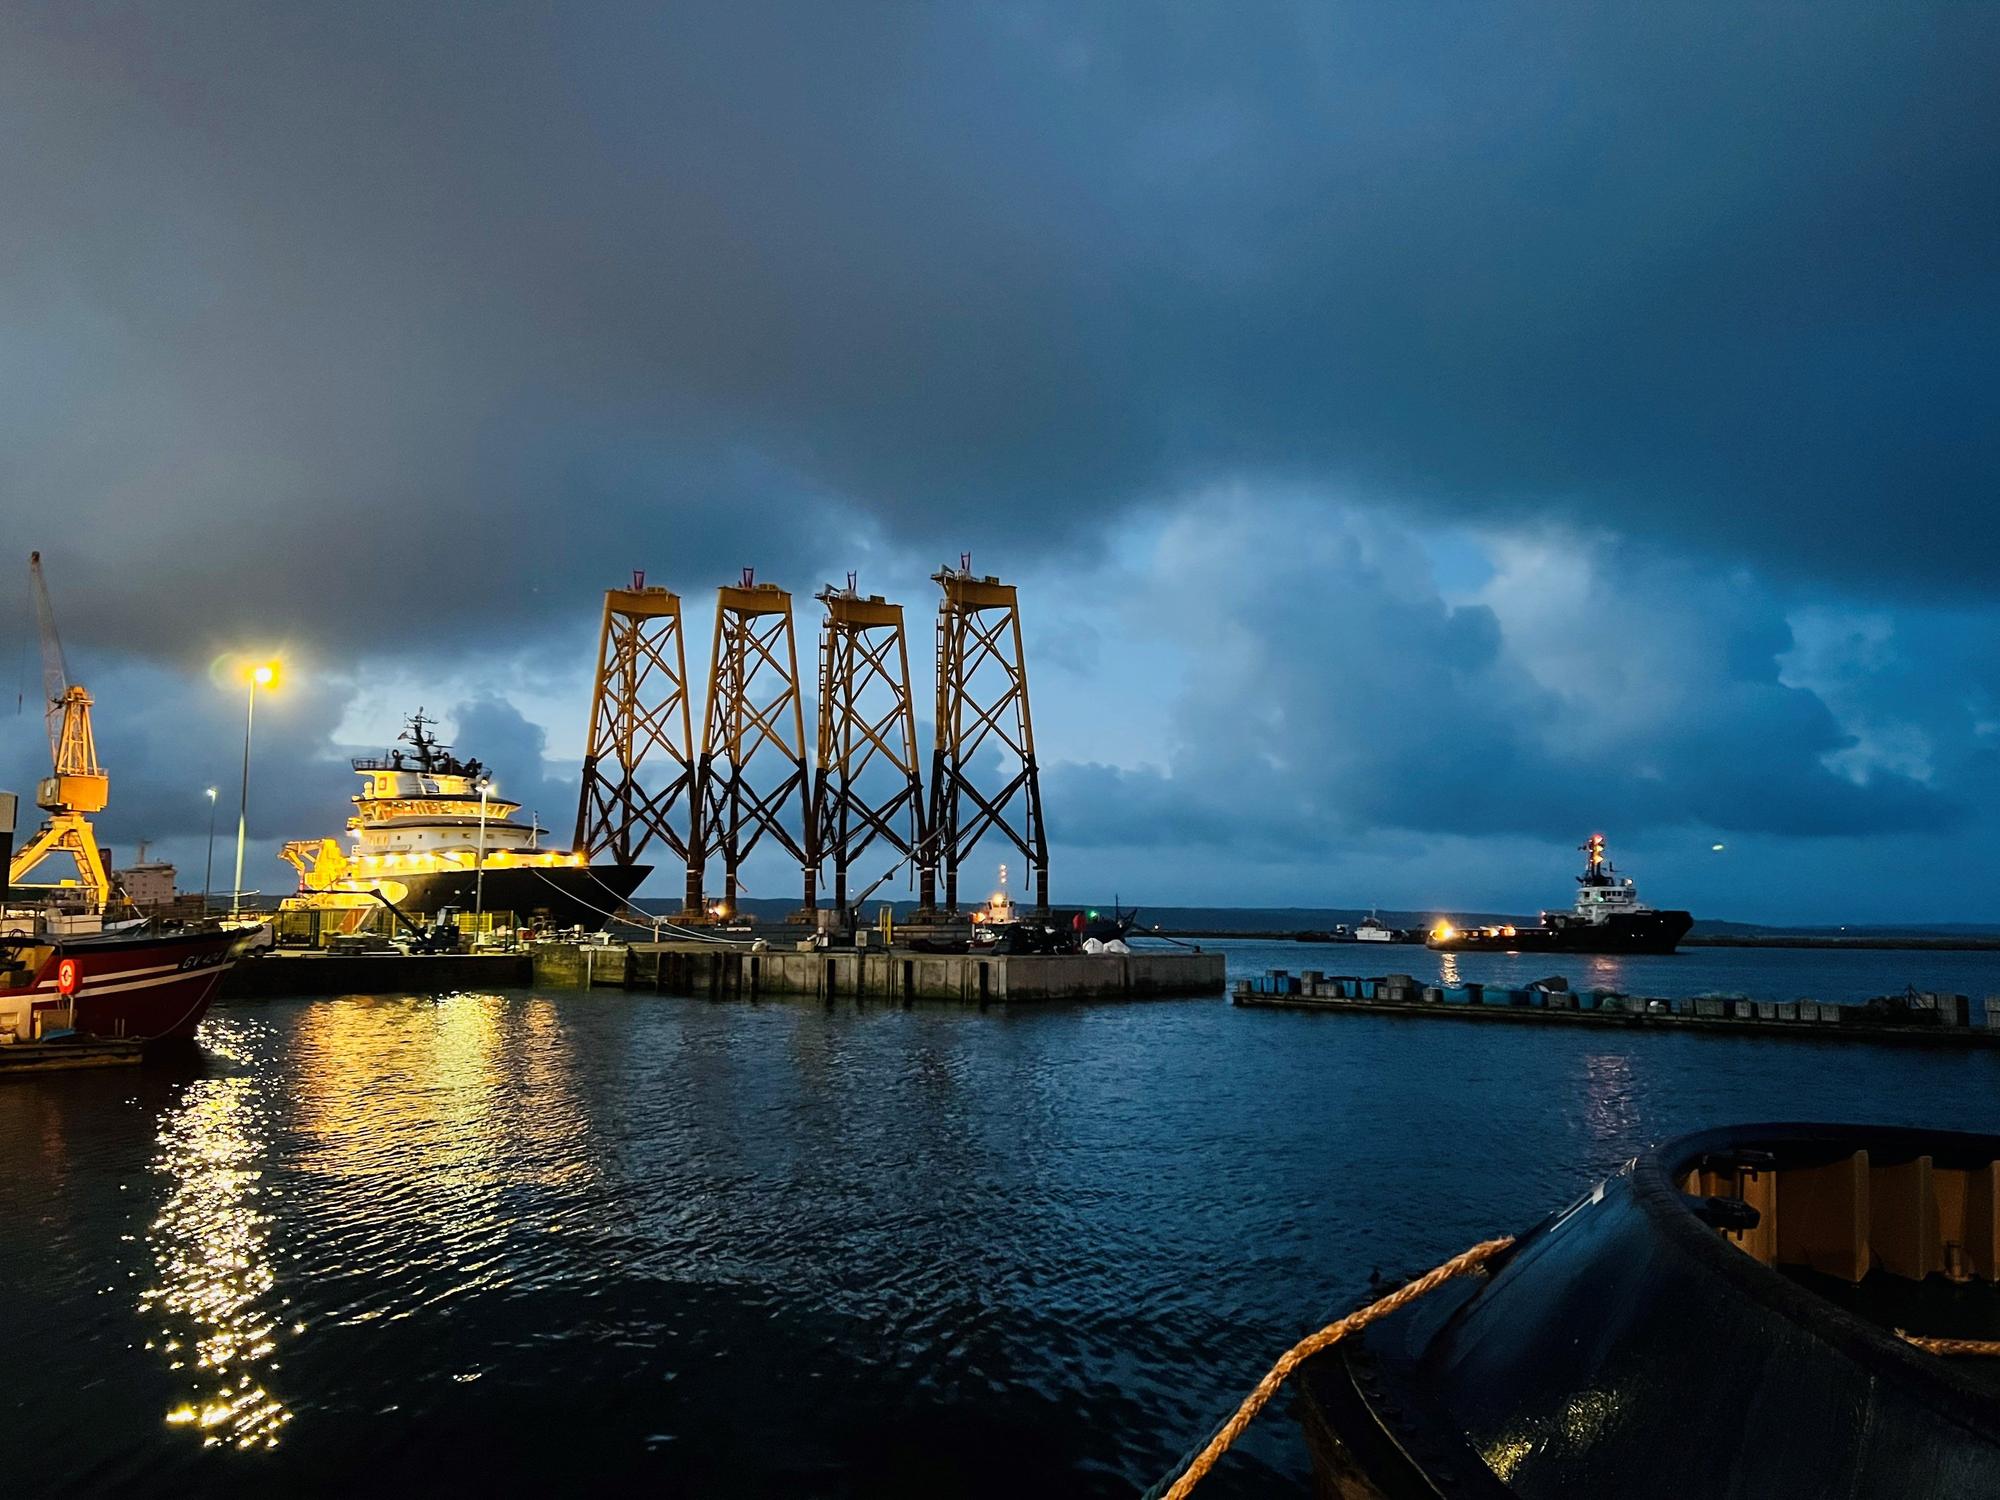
[280,712,648,929]
[1428,835,1693,955]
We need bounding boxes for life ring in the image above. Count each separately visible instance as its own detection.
[56,958,80,997]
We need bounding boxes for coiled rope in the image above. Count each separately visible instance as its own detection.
[1148,1236,1516,1500]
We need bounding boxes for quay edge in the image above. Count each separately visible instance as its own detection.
[538,942,1227,1002]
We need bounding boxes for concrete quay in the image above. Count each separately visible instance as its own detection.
[534,941,1226,1003]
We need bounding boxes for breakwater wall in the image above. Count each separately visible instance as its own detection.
[1237,970,2000,1049]
[534,942,1225,1003]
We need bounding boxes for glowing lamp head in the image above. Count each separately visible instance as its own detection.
[1433,922,1456,941]
[205,786,217,801]
[247,660,280,689]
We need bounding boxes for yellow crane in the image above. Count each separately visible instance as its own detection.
[10,551,111,908]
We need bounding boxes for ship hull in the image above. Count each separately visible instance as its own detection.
[11,926,245,1043]
[1297,1124,2000,1498]
[365,863,652,928]
[1430,909,1693,956]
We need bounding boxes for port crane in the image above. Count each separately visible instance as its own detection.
[10,552,112,908]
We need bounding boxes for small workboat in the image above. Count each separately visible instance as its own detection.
[1297,1123,2000,1497]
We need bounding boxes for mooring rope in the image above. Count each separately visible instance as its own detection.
[1147,1236,1516,1500]
[1899,1332,2000,1357]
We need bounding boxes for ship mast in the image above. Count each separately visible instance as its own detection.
[1578,833,1609,888]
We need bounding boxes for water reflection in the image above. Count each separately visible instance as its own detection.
[1439,953,1463,988]
[143,1018,291,1448]
[1580,1053,1640,1141]
[284,993,600,1333]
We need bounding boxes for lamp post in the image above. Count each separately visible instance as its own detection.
[474,776,492,920]
[203,787,218,911]
[231,662,278,918]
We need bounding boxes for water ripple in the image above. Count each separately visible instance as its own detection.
[3,966,2000,1496]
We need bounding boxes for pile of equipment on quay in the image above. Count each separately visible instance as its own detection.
[1237,968,2000,1048]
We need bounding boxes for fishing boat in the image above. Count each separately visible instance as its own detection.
[0,921,247,1045]
[1295,1122,2000,1497]
[280,711,649,929]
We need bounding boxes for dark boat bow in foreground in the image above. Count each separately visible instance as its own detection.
[1299,1123,2000,1498]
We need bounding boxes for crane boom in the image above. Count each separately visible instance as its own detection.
[20,553,106,806]
[29,551,69,756]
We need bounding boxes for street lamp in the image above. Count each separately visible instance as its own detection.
[231,661,280,918]
[473,775,492,920]
[203,786,218,911]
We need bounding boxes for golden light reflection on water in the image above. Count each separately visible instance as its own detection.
[284,994,600,1333]
[1439,953,1463,988]
[143,1019,291,1449]
[290,993,595,1191]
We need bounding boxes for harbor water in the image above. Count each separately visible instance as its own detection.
[7,941,2000,1497]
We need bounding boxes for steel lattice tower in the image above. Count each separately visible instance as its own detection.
[811,578,928,914]
[927,558,1047,914]
[574,574,700,909]
[693,572,814,914]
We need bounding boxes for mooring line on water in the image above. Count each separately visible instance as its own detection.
[1146,1236,1517,1500]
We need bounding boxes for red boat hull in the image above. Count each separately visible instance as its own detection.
[14,927,245,1043]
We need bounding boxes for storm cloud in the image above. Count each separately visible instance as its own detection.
[1,4,1995,920]
[6,4,1998,652]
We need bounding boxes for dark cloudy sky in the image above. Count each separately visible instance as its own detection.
[3,4,1996,924]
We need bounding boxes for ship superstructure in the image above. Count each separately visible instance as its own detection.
[281,712,648,927]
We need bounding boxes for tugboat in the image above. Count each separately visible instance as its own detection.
[280,712,649,929]
[1295,1122,2000,1497]
[1428,835,1692,955]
